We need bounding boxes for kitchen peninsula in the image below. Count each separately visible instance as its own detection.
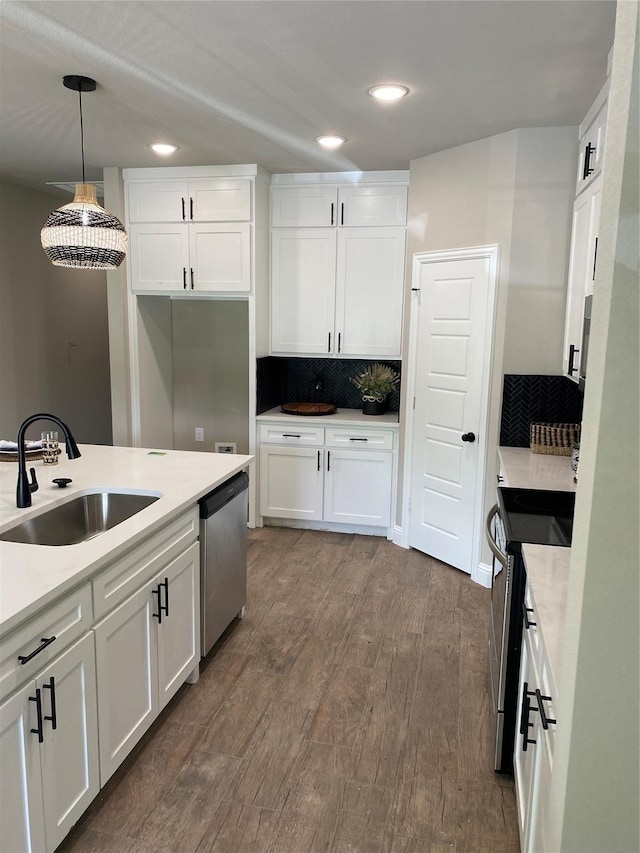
[0,444,251,853]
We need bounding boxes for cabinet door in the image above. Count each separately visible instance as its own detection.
[561,191,592,379]
[0,680,46,853]
[271,229,337,354]
[128,181,189,223]
[339,185,407,226]
[259,446,324,520]
[38,633,99,852]
[335,227,405,357]
[323,449,392,527]
[129,223,190,292]
[189,179,251,221]
[190,223,251,292]
[514,633,539,852]
[271,186,337,227]
[156,543,199,711]
[93,581,158,785]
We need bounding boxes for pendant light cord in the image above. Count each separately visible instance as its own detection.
[78,89,86,183]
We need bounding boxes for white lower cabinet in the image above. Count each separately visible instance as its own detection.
[514,581,558,853]
[259,423,395,530]
[94,541,199,785]
[0,632,99,853]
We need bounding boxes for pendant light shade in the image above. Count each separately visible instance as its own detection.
[41,75,127,271]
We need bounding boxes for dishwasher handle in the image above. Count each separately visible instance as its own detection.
[486,504,508,569]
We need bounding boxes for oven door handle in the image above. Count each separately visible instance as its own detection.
[486,505,508,569]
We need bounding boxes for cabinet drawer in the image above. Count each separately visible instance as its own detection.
[325,427,394,450]
[93,508,198,619]
[0,584,93,701]
[258,424,324,446]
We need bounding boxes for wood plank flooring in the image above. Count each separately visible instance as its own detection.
[59,528,519,853]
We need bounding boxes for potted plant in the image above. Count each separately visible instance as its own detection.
[351,363,400,415]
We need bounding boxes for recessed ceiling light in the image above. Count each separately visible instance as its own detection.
[149,143,179,155]
[369,84,409,102]
[316,135,346,150]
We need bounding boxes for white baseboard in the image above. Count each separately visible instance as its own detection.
[392,525,407,548]
[261,518,389,538]
[472,561,493,589]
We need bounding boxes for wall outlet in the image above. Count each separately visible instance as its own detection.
[215,442,237,454]
[195,427,205,442]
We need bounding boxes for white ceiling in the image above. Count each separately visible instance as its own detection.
[0,1,616,194]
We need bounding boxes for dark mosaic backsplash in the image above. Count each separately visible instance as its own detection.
[500,374,584,447]
[257,356,401,414]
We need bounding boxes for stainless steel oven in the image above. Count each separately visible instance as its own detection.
[486,486,575,774]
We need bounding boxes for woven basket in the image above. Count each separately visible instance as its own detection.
[530,423,580,456]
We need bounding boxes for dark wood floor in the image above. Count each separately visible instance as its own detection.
[59,528,519,853]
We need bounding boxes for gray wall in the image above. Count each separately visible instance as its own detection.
[172,300,249,454]
[0,180,112,444]
[401,126,577,544]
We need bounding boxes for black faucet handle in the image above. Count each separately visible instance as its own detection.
[52,478,72,489]
[28,467,39,494]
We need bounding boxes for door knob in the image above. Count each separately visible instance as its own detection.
[461,432,476,443]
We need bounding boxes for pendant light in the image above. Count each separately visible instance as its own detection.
[41,75,127,270]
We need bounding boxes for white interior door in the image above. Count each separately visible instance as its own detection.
[408,247,497,575]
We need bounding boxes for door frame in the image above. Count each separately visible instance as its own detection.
[400,245,499,585]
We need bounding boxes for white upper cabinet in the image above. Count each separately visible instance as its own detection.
[575,81,608,196]
[270,172,408,357]
[271,183,407,227]
[128,178,251,223]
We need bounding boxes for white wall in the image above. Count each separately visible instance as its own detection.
[0,180,112,444]
[550,3,639,849]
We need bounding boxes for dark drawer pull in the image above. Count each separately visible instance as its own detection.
[349,437,368,442]
[152,586,162,623]
[568,344,580,376]
[181,197,186,220]
[282,434,301,439]
[190,197,194,220]
[30,689,44,743]
[520,681,537,751]
[43,676,57,730]
[583,143,596,179]
[183,267,187,289]
[18,636,56,665]
[190,268,194,290]
[330,202,334,225]
[317,450,321,471]
[522,603,537,629]
[535,689,556,729]
[327,450,331,471]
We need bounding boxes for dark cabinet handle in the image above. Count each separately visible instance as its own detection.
[461,432,476,443]
[522,603,537,629]
[349,437,368,442]
[152,586,162,623]
[190,268,194,290]
[593,236,598,280]
[160,578,169,619]
[183,267,187,289]
[340,202,345,225]
[535,689,556,729]
[190,197,194,220]
[181,197,186,220]
[337,332,341,353]
[43,676,57,730]
[30,688,44,743]
[317,450,321,471]
[18,636,56,665]
[330,202,334,225]
[583,143,596,180]
[568,344,580,376]
[282,433,301,439]
[519,681,537,751]
[328,332,332,353]
[327,450,331,472]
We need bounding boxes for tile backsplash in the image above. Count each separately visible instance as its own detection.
[500,374,583,447]
[257,357,402,414]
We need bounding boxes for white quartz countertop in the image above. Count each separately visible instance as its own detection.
[257,406,400,427]
[499,446,576,492]
[522,543,571,698]
[0,444,252,636]
[498,446,574,700]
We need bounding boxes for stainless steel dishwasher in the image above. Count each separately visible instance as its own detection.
[199,471,248,657]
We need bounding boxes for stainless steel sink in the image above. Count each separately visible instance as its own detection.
[0,491,160,546]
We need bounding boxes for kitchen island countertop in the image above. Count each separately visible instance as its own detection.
[499,446,576,492]
[257,406,400,427]
[0,444,252,635]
